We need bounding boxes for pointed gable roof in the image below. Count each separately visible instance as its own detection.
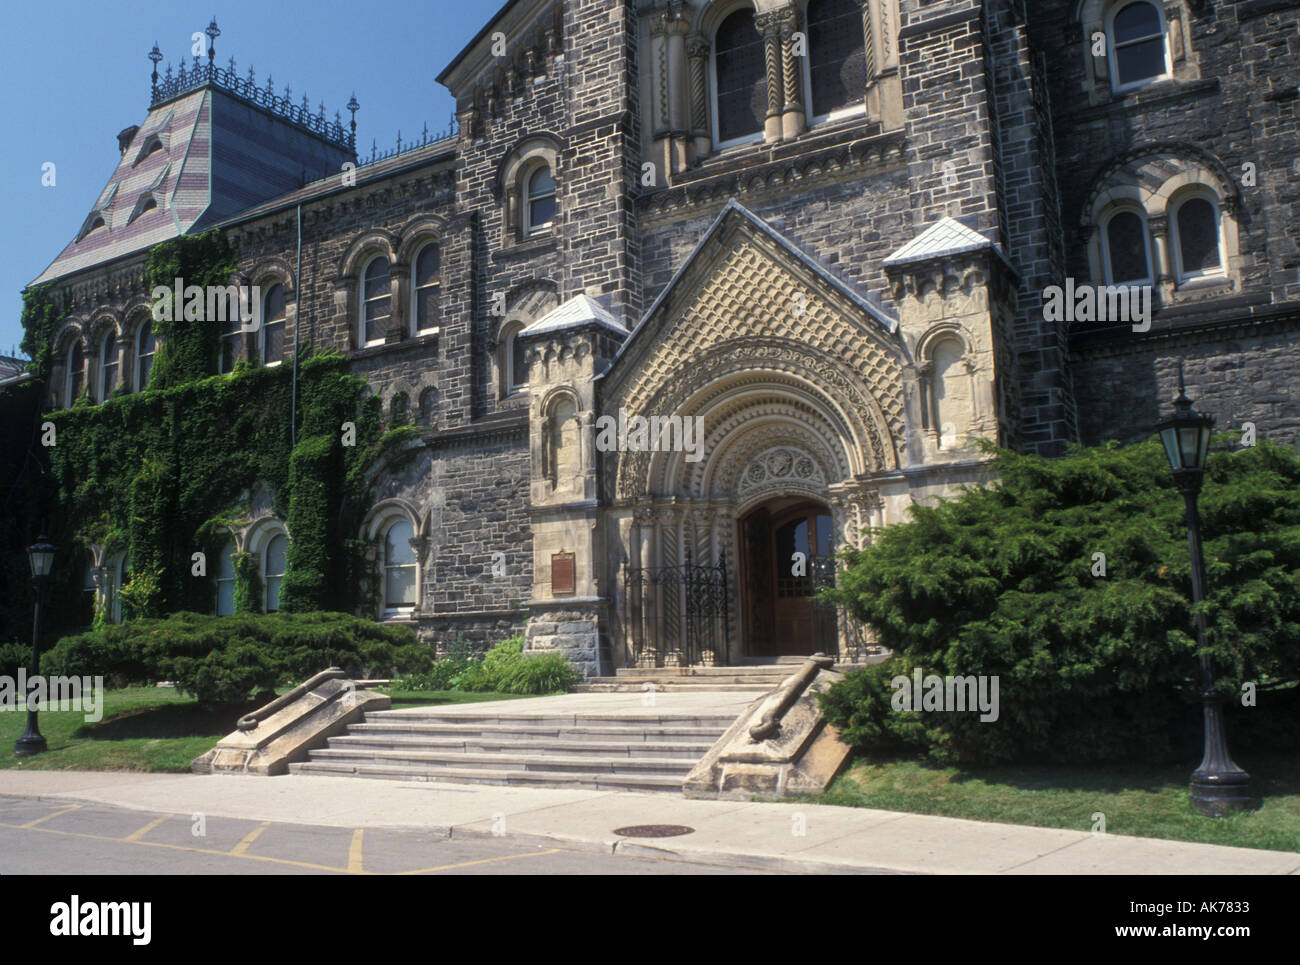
[522,293,628,337]
[882,216,1005,268]
[600,200,896,384]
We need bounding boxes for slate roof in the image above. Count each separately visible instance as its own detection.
[522,294,628,338]
[882,216,1006,268]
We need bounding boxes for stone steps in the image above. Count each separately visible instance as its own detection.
[288,708,735,792]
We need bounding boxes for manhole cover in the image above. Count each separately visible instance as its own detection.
[612,824,696,838]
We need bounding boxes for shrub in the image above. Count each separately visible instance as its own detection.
[452,636,578,695]
[820,438,1300,765]
[42,611,432,705]
[1,641,32,680]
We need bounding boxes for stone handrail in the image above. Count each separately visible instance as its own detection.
[748,654,835,742]
[237,667,347,732]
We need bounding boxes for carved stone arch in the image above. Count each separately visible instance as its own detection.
[243,515,289,558]
[396,213,449,264]
[250,256,296,294]
[1081,145,1238,229]
[362,496,425,542]
[916,321,973,362]
[697,0,761,41]
[86,309,123,343]
[337,230,398,279]
[494,132,564,201]
[615,338,899,501]
[52,318,87,354]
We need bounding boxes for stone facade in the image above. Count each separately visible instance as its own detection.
[32,0,1300,674]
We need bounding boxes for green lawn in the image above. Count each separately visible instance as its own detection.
[807,755,1300,853]
[0,686,535,773]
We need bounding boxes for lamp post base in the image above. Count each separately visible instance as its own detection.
[1189,772,1255,817]
[13,731,47,757]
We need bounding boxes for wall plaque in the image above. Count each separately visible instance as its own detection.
[551,551,575,596]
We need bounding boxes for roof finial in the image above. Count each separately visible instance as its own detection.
[347,93,360,151]
[149,43,163,100]
[205,17,221,70]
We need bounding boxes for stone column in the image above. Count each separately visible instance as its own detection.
[1149,214,1174,304]
[388,262,410,342]
[687,35,712,158]
[779,8,805,140]
[755,11,785,142]
[859,0,902,130]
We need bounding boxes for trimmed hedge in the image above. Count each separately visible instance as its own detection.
[394,636,579,695]
[42,611,433,705]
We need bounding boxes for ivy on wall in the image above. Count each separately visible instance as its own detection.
[6,230,409,642]
[143,231,240,390]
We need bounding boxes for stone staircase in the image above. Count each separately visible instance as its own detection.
[288,708,737,792]
[575,657,862,693]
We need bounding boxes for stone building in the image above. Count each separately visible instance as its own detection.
[27,0,1300,675]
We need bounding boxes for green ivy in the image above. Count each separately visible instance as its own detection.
[233,552,262,615]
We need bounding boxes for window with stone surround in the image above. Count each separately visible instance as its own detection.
[411,243,441,334]
[712,7,766,147]
[263,533,288,613]
[805,0,867,123]
[382,518,417,615]
[524,166,556,237]
[360,256,391,346]
[66,340,84,407]
[261,283,287,366]
[219,305,243,374]
[1171,193,1224,284]
[135,321,156,391]
[99,329,119,401]
[214,539,236,616]
[1102,208,1154,285]
[1107,2,1169,91]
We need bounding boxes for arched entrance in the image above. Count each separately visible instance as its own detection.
[739,497,837,657]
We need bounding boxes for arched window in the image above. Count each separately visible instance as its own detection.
[135,322,156,391]
[524,166,556,236]
[713,9,766,146]
[66,342,84,407]
[361,256,391,346]
[412,243,441,333]
[382,519,417,614]
[511,328,529,392]
[219,306,242,374]
[99,332,119,401]
[263,534,287,613]
[214,540,237,616]
[1172,195,1223,282]
[1108,2,1168,90]
[1102,209,1153,285]
[806,0,867,121]
[261,283,287,365]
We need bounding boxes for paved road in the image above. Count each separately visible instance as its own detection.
[0,795,792,875]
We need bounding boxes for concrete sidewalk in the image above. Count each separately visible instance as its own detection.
[2,769,1296,875]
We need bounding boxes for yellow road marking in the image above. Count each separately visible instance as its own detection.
[0,820,363,874]
[123,815,169,842]
[18,804,80,829]
[398,848,563,875]
[230,820,271,855]
[348,829,365,873]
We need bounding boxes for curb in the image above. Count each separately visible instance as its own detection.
[0,787,905,875]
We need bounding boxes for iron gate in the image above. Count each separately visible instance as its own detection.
[622,552,731,667]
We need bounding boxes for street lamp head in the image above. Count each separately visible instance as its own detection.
[1156,367,1214,480]
[26,533,56,582]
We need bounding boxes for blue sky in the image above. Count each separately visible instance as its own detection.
[1,0,497,357]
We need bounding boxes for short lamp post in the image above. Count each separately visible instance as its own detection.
[14,534,56,757]
[1155,377,1253,816]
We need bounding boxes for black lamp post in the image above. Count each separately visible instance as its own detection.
[14,533,56,757]
[1155,373,1253,816]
